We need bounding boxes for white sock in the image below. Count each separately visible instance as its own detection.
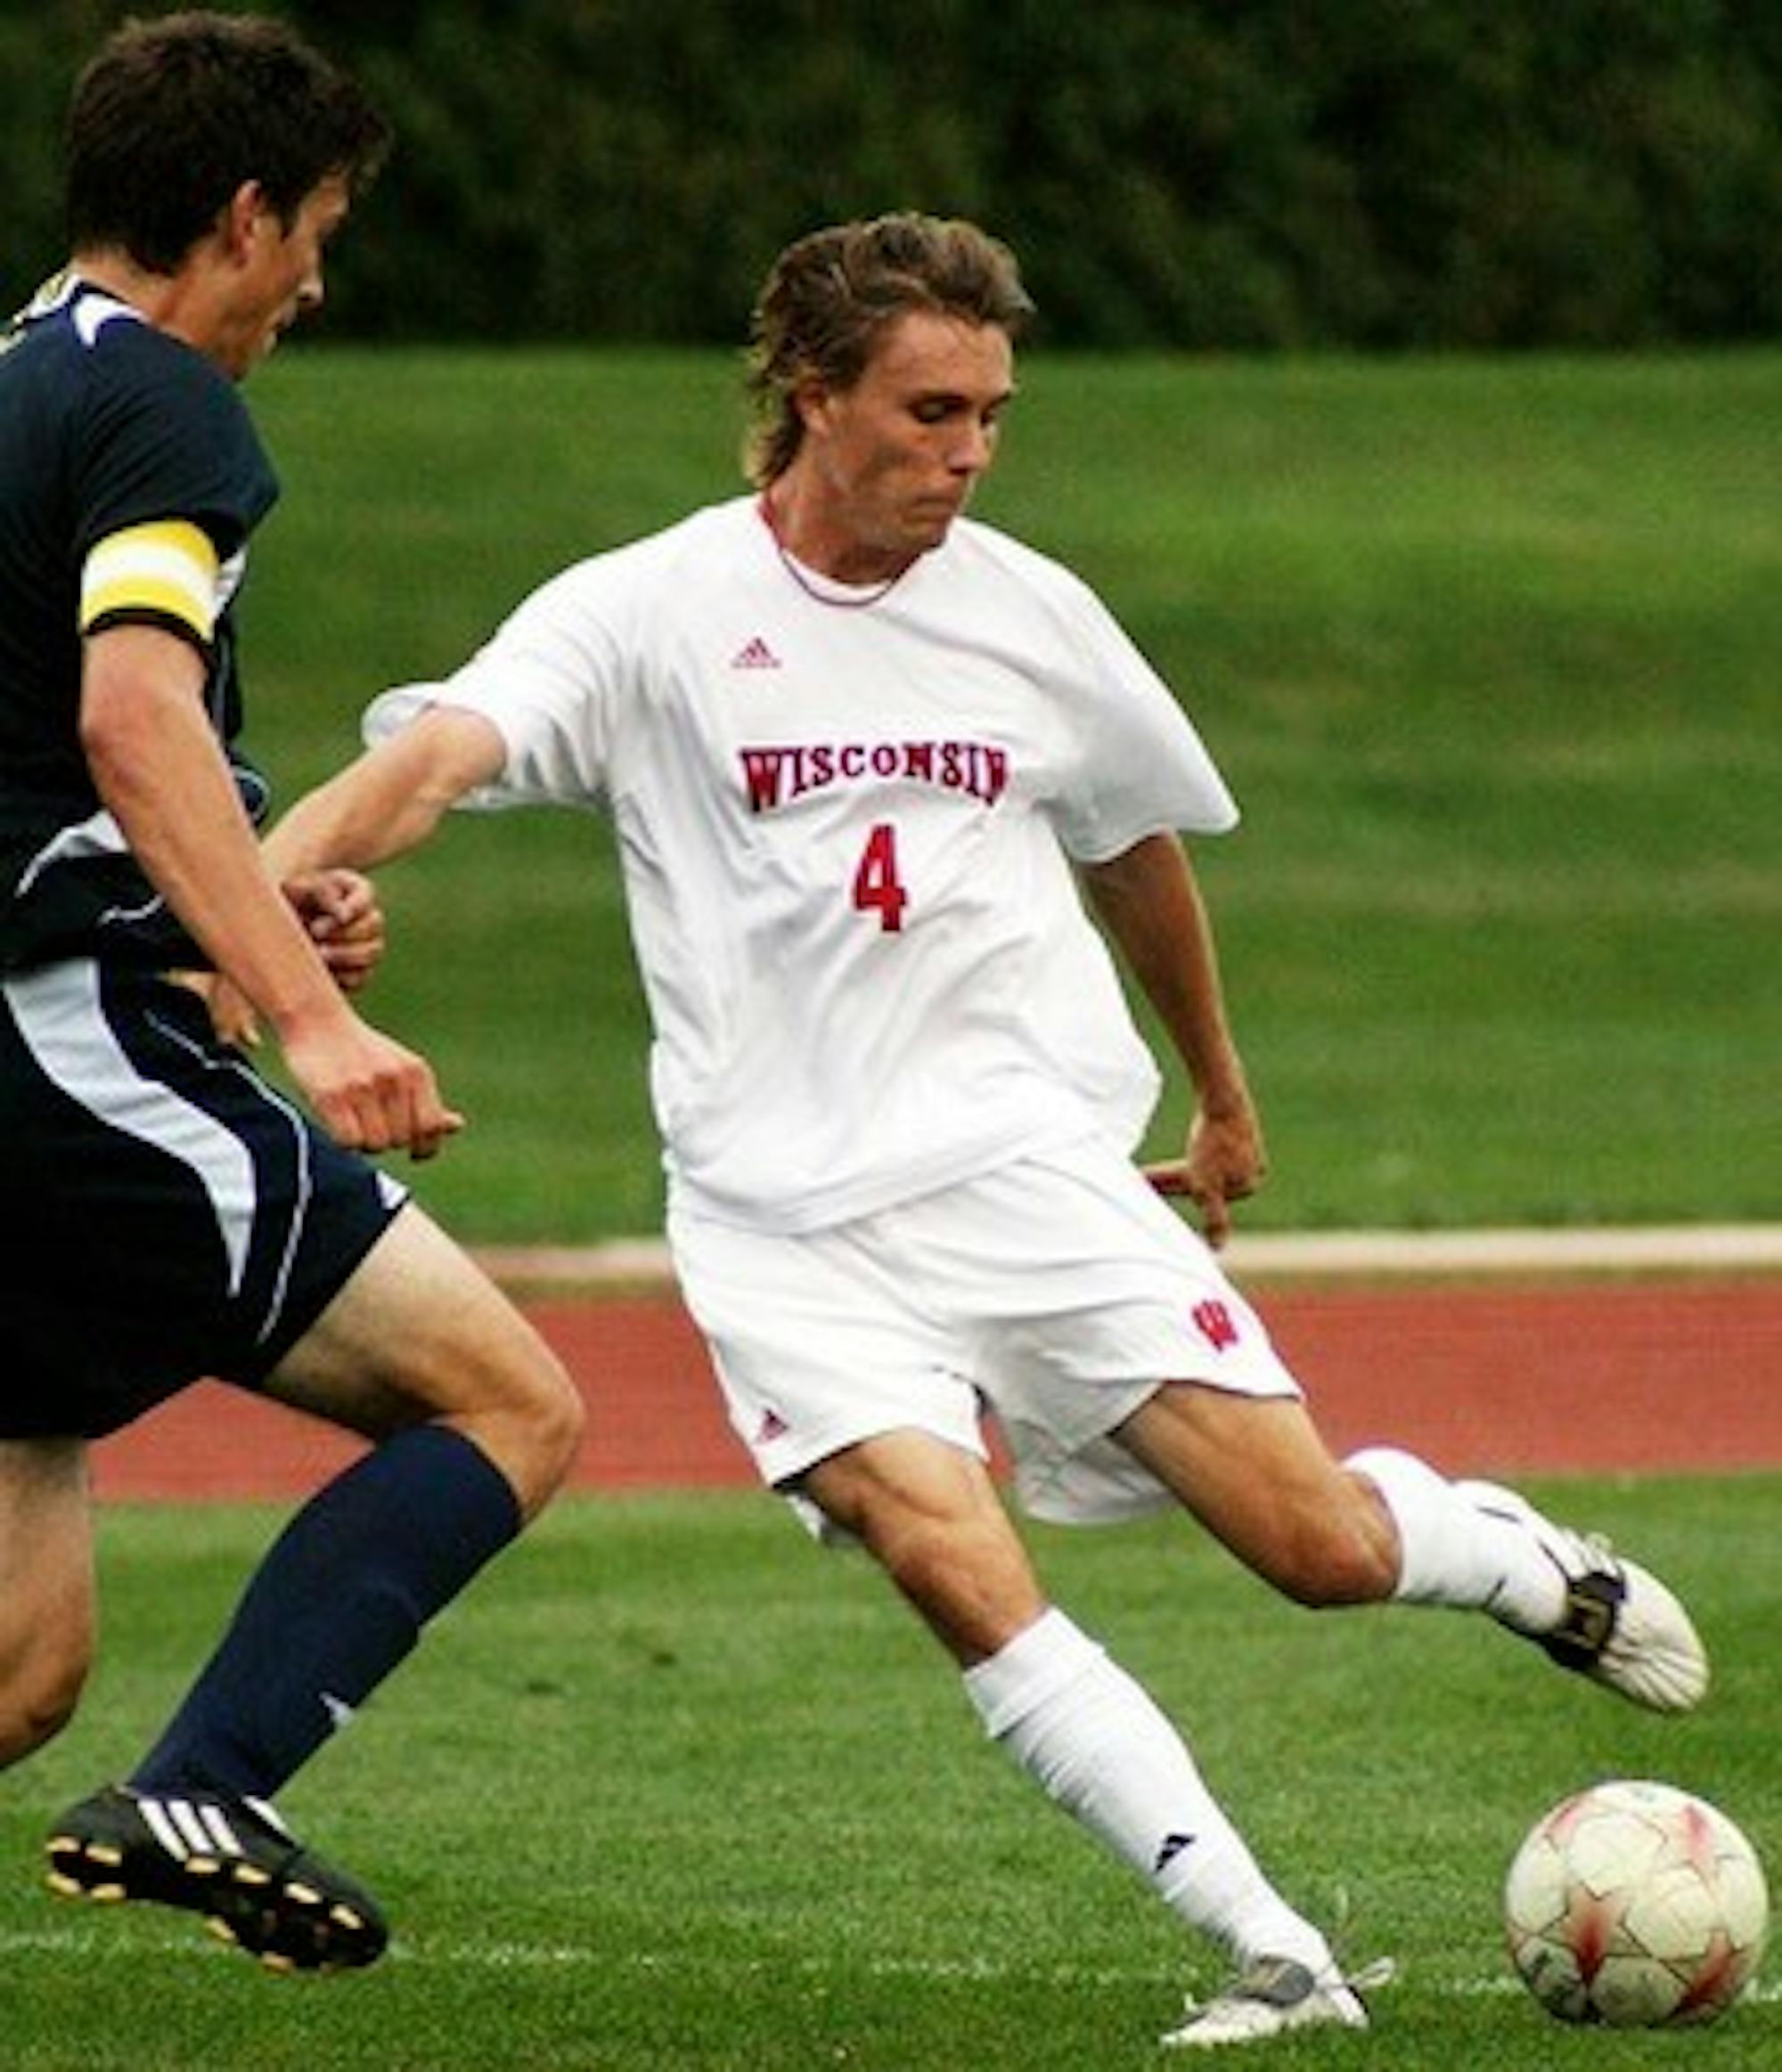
[963,1609,1332,1972]
[1346,1447,1566,1633]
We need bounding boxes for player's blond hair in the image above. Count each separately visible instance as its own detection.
[743,213,1034,488]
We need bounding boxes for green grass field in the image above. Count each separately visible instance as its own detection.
[3,1478,1777,2068]
[10,351,1774,2065]
[230,346,1781,1244]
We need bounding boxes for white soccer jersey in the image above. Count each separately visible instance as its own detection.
[366,495,1238,1234]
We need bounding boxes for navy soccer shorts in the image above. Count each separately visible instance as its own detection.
[0,960,406,1440]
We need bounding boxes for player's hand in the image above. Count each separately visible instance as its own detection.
[208,872,388,1051]
[281,1009,465,1162]
[1145,1099,1267,1251]
[285,868,385,994]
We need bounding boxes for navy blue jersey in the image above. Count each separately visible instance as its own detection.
[0,278,407,1432]
[0,273,278,971]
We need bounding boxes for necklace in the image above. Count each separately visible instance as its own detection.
[756,495,911,608]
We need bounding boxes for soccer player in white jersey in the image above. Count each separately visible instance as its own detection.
[260,214,1707,2048]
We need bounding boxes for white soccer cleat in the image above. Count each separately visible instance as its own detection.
[1460,1481,1709,1714]
[1160,1955,1386,2051]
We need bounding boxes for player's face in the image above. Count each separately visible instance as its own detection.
[212,175,352,379]
[797,312,1015,582]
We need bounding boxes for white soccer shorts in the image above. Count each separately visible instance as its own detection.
[668,1134,1303,1528]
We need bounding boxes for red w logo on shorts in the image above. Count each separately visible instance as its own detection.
[1191,1300,1239,1352]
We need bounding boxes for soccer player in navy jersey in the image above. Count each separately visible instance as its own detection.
[1,12,582,1970]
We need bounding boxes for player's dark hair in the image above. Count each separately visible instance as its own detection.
[65,11,390,273]
[744,213,1035,488]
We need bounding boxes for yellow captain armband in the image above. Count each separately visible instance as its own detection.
[79,518,221,645]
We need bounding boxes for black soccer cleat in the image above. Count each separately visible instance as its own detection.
[45,1783,389,1971]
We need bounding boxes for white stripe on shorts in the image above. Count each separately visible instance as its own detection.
[4,960,255,1293]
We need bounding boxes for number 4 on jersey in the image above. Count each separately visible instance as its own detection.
[852,822,908,934]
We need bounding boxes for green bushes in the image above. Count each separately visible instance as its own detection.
[8,1,1782,349]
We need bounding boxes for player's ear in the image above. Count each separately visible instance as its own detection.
[793,377,833,436]
[217,182,274,262]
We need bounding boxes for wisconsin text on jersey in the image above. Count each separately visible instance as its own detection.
[738,739,1010,813]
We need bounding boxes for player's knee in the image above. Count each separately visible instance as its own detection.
[879,1519,961,1606]
[0,1655,88,1769]
[524,1355,586,1494]
[876,1517,1041,1657]
[474,1344,584,1520]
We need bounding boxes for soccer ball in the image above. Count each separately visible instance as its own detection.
[1504,1779,1770,2027]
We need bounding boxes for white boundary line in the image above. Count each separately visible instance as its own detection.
[3,1922,1778,2004]
[474,1225,1782,1290]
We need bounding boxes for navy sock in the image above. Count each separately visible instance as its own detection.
[130,1423,523,1799]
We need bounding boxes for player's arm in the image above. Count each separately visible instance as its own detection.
[207,706,504,1052]
[1080,829,1265,1248]
[260,705,508,881]
[80,623,461,1159]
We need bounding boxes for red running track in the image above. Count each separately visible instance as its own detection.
[90,1279,1782,1502]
